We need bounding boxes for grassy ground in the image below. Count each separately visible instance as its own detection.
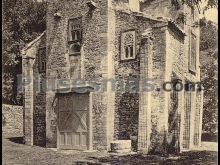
[3,137,218,165]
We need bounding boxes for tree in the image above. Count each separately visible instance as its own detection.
[175,0,218,9]
[204,0,218,10]
[200,18,218,51]
[2,0,47,105]
[200,18,218,134]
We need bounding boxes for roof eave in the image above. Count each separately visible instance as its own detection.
[22,31,46,55]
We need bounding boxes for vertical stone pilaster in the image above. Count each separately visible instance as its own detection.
[164,28,172,131]
[23,58,35,146]
[89,92,93,150]
[138,36,153,153]
[198,88,204,147]
[106,0,116,151]
[189,90,196,149]
[179,81,185,152]
[192,89,203,148]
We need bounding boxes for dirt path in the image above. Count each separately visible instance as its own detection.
[2,138,106,164]
[3,138,218,165]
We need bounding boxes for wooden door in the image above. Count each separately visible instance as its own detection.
[58,93,89,150]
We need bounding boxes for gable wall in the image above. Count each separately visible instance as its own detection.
[33,35,46,147]
[23,33,46,146]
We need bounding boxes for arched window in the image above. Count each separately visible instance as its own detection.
[69,43,81,55]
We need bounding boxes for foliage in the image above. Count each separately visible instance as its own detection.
[204,0,218,10]
[200,18,218,134]
[2,0,47,105]
[200,18,218,51]
[172,0,218,9]
[142,0,218,11]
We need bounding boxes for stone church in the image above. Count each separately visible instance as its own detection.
[22,0,204,153]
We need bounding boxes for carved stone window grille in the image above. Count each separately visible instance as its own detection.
[121,31,136,60]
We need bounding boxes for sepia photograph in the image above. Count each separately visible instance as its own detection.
[2,0,218,164]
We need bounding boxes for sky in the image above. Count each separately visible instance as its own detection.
[200,0,218,24]
[204,8,218,24]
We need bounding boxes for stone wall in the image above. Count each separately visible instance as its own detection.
[46,0,111,150]
[141,0,202,152]
[2,104,23,137]
[141,0,200,81]
[166,27,184,152]
[148,26,167,153]
[113,9,156,151]
[141,0,184,28]
[112,7,173,152]
[110,4,188,152]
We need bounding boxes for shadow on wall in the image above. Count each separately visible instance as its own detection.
[118,92,139,151]
[202,132,218,142]
[7,137,24,144]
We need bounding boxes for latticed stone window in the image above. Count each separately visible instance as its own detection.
[121,30,136,60]
[68,17,82,55]
[189,32,196,72]
[38,48,46,73]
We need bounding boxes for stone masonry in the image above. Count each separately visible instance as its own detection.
[22,0,203,154]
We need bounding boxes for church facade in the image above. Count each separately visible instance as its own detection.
[22,0,203,153]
